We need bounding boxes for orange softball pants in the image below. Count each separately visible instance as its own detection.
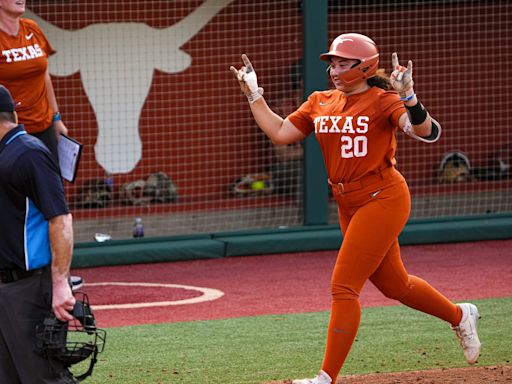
[321,168,462,381]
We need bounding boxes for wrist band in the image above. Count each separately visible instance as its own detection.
[52,112,61,122]
[405,101,428,125]
[400,93,415,102]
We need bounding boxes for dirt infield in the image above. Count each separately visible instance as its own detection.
[340,365,512,383]
[266,365,512,383]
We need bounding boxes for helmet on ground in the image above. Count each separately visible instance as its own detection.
[36,292,106,381]
[120,179,150,205]
[143,172,178,203]
[320,33,379,86]
[438,151,472,183]
[75,179,112,208]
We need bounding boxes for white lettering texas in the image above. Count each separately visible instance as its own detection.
[2,44,44,63]
[314,115,369,134]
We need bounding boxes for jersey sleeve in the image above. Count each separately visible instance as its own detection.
[15,148,69,219]
[287,92,318,136]
[380,91,406,128]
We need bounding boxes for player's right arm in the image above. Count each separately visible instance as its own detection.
[249,97,305,145]
[230,55,305,146]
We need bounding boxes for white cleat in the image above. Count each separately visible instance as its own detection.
[451,303,481,364]
[292,370,332,384]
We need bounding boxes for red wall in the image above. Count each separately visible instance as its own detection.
[30,1,511,215]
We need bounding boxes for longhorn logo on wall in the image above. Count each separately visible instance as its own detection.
[25,0,234,174]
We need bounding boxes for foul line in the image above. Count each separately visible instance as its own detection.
[85,282,224,310]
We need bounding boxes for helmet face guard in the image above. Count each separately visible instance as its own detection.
[36,292,106,381]
[320,33,379,86]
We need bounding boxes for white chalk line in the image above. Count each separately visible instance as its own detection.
[85,282,224,310]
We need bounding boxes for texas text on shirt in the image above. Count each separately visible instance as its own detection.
[288,87,405,184]
[0,18,56,133]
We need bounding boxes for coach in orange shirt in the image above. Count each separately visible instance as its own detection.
[231,33,481,384]
[0,0,67,159]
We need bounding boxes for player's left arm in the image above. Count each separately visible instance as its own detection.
[45,69,68,138]
[391,52,441,143]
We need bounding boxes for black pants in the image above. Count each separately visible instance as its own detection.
[0,268,77,384]
[31,123,59,163]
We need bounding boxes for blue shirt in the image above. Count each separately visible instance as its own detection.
[0,125,69,270]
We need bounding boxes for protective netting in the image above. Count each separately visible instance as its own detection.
[326,0,512,222]
[26,1,511,241]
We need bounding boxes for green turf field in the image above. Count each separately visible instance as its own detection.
[81,297,511,383]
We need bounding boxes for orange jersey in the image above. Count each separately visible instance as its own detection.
[0,18,55,133]
[288,87,405,183]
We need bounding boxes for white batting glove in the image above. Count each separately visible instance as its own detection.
[230,54,264,104]
[390,52,415,100]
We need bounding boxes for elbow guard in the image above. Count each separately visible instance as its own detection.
[403,117,442,143]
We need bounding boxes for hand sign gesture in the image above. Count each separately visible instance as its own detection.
[390,52,415,100]
[230,54,264,103]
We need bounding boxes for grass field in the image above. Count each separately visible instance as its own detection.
[78,297,511,383]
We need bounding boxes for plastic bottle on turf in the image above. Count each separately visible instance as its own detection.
[133,217,144,238]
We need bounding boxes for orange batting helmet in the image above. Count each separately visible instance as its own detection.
[320,33,379,86]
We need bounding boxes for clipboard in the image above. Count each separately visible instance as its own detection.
[57,134,83,183]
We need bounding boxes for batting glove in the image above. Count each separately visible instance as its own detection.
[230,54,264,104]
[390,52,415,100]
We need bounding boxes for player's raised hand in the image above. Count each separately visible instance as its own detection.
[390,52,414,100]
[230,54,264,103]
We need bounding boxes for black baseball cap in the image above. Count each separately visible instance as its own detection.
[0,85,16,113]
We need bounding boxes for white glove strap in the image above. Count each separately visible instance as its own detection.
[247,88,263,104]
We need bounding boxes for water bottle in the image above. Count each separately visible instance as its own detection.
[133,217,144,238]
[105,172,114,192]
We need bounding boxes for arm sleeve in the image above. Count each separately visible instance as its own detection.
[15,149,69,219]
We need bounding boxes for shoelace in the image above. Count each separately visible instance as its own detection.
[455,326,474,347]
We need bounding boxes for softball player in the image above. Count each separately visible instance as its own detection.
[0,0,68,158]
[231,33,481,384]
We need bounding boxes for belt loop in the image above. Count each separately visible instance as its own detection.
[328,179,344,196]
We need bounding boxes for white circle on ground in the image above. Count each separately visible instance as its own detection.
[85,282,224,310]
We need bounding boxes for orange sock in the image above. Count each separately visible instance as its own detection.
[321,298,360,380]
[399,275,462,326]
